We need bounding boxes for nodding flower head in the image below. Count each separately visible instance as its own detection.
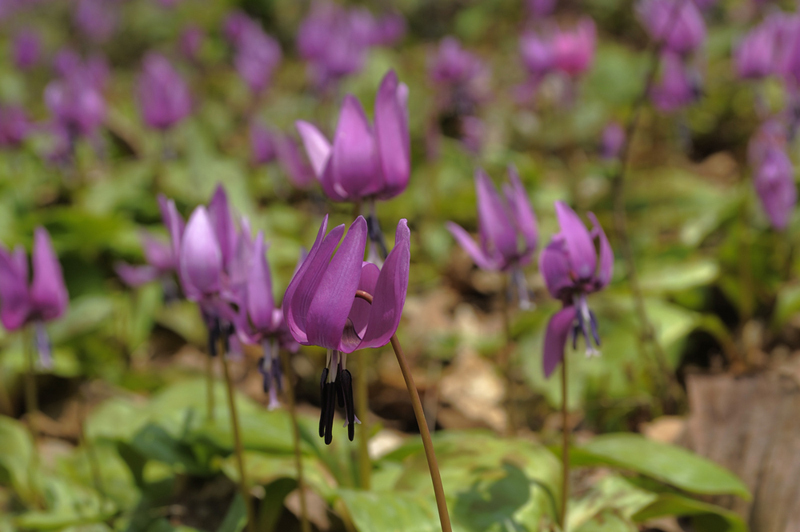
[296,70,409,202]
[734,21,777,80]
[137,53,192,131]
[283,214,410,444]
[749,123,796,231]
[650,52,701,112]
[540,202,613,377]
[637,0,706,55]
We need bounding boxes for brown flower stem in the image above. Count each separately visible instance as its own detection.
[220,349,256,532]
[279,349,311,532]
[206,354,215,422]
[559,355,569,529]
[355,290,452,532]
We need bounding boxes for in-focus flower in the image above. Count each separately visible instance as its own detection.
[74,0,119,43]
[735,22,777,80]
[637,0,706,55]
[250,121,277,166]
[276,135,316,189]
[137,53,192,131]
[552,18,596,77]
[749,122,796,230]
[650,52,701,112]
[601,121,625,160]
[0,105,30,149]
[283,215,410,444]
[0,227,69,367]
[296,70,409,202]
[13,29,40,70]
[540,202,612,377]
[447,167,538,308]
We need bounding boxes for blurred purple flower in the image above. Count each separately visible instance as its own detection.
[735,22,777,80]
[526,0,557,17]
[637,0,706,55]
[429,37,486,88]
[137,53,192,131]
[180,206,224,302]
[520,31,555,80]
[0,227,69,367]
[250,121,277,165]
[447,167,538,308]
[234,25,282,94]
[296,70,410,202]
[46,51,108,139]
[553,18,596,77]
[540,202,613,377]
[13,29,40,70]
[0,105,30,148]
[749,122,796,230]
[74,0,119,43]
[180,26,204,63]
[651,52,700,112]
[369,12,406,46]
[601,121,625,160]
[276,135,316,189]
[283,214,410,443]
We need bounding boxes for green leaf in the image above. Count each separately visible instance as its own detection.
[573,434,750,499]
[633,494,747,532]
[220,451,336,501]
[256,478,298,532]
[639,260,720,294]
[568,475,656,531]
[0,416,40,505]
[216,493,246,532]
[337,489,441,532]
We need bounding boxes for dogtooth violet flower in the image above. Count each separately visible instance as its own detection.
[540,202,612,377]
[637,0,706,55]
[749,121,796,230]
[137,53,192,131]
[735,21,777,80]
[296,70,409,203]
[283,215,410,444]
[233,231,298,409]
[45,52,108,141]
[552,18,596,77]
[0,228,69,368]
[0,104,30,149]
[447,167,538,309]
[224,11,281,95]
[651,52,701,112]
[13,29,40,70]
[601,121,625,160]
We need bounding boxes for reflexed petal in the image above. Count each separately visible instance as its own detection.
[283,216,346,344]
[360,219,410,349]
[30,227,69,322]
[348,261,380,342]
[504,165,538,254]
[140,231,175,271]
[587,212,613,289]
[158,195,184,262]
[246,232,275,331]
[115,262,160,287]
[374,70,410,200]
[0,245,31,330]
[330,96,381,199]
[179,207,223,298]
[306,217,367,351]
[539,239,572,299]
[554,201,596,281]
[475,169,518,269]
[208,184,237,268]
[543,305,576,378]
[296,120,331,178]
[446,222,498,270]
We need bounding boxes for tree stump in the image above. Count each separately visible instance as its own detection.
[682,368,800,532]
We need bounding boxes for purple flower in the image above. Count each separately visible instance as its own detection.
[369,12,406,46]
[749,123,796,230]
[651,52,701,112]
[447,167,538,272]
[296,70,409,202]
[234,25,282,94]
[74,0,119,43]
[45,52,108,138]
[526,0,557,17]
[250,121,277,166]
[283,215,410,443]
[520,31,555,80]
[180,26,204,63]
[428,37,485,87]
[637,0,706,55]
[13,29,40,70]
[601,121,625,160]
[137,53,192,131]
[179,206,223,302]
[735,23,777,80]
[540,202,613,377]
[553,18,596,77]
[115,195,184,289]
[0,105,30,148]
[0,228,69,367]
[276,135,316,189]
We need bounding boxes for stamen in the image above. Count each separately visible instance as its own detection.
[35,321,53,370]
[511,268,534,311]
[318,367,329,438]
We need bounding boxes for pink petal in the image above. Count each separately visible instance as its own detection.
[115,262,160,287]
[295,120,331,178]
[330,95,381,200]
[0,245,31,330]
[179,207,223,299]
[543,306,576,378]
[30,227,69,322]
[587,212,613,289]
[208,184,237,268]
[476,169,518,269]
[374,70,410,200]
[504,166,538,254]
[246,232,275,331]
[554,201,597,281]
[446,222,499,270]
[539,239,572,299]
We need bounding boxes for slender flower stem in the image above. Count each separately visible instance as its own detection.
[501,274,518,436]
[355,291,452,532]
[356,354,371,489]
[206,354,215,422]
[24,328,39,422]
[220,348,256,532]
[560,355,569,529]
[279,349,311,532]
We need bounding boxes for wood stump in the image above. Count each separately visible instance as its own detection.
[682,369,800,532]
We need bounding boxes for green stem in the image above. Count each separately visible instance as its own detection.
[220,350,256,532]
[357,354,371,490]
[560,355,569,529]
[355,291,452,532]
[279,349,311,532]
[23,326,43,509]
[501,274,517,436]
[206,354,215,422]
